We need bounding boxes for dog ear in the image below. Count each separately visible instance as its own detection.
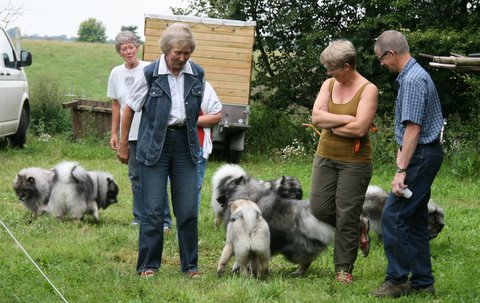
[234,176,244,185]
[27,176,35,184]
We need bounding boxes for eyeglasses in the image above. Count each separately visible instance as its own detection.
[378,50,392,62]
[324,65,343,72]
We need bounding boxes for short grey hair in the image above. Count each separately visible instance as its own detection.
[374,30,410,55]
[159,22,196,54]
[320,39,356,69]
[114,31,140,53]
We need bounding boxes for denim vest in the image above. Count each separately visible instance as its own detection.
[136,60,205,166]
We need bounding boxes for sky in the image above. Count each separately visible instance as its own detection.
[6,0,188,40]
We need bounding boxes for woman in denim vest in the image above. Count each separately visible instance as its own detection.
[117,22,204,278]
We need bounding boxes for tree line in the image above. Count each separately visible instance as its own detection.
[175,0,480,124]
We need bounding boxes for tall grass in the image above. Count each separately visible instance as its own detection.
[0,136,479,303]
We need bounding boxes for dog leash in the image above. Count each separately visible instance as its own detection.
[0,218,69,303]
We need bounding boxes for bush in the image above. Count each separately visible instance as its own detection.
[29,75,70,137]
[245,102,315,161]
[442,112,480,179]
[246,103,479,179]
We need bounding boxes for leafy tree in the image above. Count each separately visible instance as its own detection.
[77,18,107,43]
[175,0,480,120]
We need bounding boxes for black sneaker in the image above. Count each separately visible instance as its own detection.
[370,280,411,298]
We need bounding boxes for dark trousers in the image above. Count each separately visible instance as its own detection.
[310,156,372,272]
[382,144,443,287]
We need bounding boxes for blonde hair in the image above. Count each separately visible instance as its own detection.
[159,22,196,54]
[320,39,356,69]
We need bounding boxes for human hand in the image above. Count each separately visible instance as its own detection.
[110,136,118,151]
[117,143,129,164]
[391,171,408,197]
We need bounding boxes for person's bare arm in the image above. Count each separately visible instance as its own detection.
[311,78,355,129]
[331,84,378,137]
[117,105,134,164]
[391,122,420,196]
[197,112,222,128]
[110,99,121,150]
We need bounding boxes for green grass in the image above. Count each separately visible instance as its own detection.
[21,39,141,100]
[0,136,479,303]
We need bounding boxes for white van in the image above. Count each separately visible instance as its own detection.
[0,27,32,147]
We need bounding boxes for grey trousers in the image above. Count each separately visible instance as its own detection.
[310,155,372,273]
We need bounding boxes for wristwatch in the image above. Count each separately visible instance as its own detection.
[396,167,407,173]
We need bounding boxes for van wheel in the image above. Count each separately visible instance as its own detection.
[9,107,28,148]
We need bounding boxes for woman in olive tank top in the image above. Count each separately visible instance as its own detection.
[309,39,378,284]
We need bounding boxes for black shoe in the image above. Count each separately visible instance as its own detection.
[370,280,411,298]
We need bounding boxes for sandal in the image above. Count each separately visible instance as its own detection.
[188,271,201,279]
[140,269,156,277]
[335,270,353,284]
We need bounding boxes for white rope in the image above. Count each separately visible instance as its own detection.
[0,218,69,303]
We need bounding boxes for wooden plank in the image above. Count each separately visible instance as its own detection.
[145,17,255,36]
[145,27,254,45]
[144,38,254,53]
[204,73,251,83]
[209,80,250,91]
[144,49,253,62]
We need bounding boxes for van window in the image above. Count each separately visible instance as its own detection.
[0,31,16,68]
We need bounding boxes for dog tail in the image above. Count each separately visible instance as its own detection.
[211,164,248,225]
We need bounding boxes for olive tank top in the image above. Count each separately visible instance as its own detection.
[315,79,372,163]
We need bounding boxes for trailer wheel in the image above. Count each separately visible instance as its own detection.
[227,150,240,163]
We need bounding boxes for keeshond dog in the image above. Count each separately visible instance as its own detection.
[361,185,445,241]
[262,176,303,200]
[211,164,304,227]
[211,164,247,226]
[45,161,119,221]
[13,161,118,222]
[217,199,270,278]
[215,173,334,277]
[85,170,119,221]
[13,167,55,216]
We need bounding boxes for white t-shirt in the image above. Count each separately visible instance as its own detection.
[107,60,149,141]
[201,81,222,159]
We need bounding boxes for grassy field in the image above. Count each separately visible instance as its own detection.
[0,135,479,303]
[20,39,133,101]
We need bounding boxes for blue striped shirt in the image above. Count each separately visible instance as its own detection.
[395,58,444,145]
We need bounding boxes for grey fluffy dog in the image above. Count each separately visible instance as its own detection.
[13,167,55,216]
[13,161,119,222]
[215,172,334,277]
[217,199,270,278]
[262,175,303,200]
[211,164,304,227]
[361,185,445,241]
